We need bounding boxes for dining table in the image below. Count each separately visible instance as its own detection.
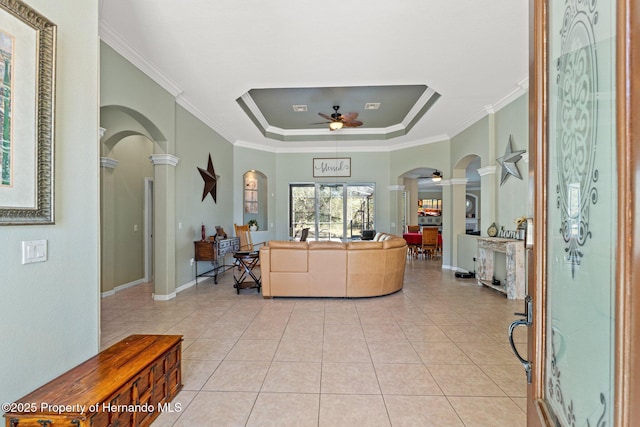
[402,231,442,257]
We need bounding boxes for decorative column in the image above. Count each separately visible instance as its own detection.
[442,177,468,269]
[100,156,118,296]
[388,184,405,236]
[478,166,499,235]
[149,154,179,300]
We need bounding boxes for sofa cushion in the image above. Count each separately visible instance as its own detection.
[382,238,407,249]
[308,241,347,297]
[267,240,308,272]
[346,241,383,250]
[268,240,309,249]
[308,241,346,250]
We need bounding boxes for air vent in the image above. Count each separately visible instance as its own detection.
[292,105,308,112]
[364,103,380,110]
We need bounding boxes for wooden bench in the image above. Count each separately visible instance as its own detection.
[4,334,182,427]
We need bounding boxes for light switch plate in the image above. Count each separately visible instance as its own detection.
[22,240,47,264]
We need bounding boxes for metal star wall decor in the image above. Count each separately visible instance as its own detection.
[497,135,526,185]
[197,154,219,202]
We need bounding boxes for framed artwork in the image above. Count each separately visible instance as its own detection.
[313,158,351,178]
[245,177,257,190]
[244,202,258,214]
[0,0,56,224]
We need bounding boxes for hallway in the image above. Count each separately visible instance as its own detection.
[100,258,527,426]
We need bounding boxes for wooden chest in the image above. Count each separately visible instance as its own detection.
[4,334,182,427]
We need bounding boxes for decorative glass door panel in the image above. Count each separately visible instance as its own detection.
[346,185,375,239]
[544,0,616,425]
[317,184,344,241]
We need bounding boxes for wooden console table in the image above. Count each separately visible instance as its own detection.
[194,237,240,284]
[476,237,525,299]
[4,334,182,427]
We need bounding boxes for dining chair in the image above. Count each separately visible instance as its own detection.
[234,223,265,252]
[407,225,420,233]
[419,227,439,259]
[300,227,310,241]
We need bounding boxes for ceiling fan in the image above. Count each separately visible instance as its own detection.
[417,170,443,182]
[313,105,363,131]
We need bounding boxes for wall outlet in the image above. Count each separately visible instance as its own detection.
[190,258,195,266]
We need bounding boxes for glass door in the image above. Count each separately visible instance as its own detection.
[317,184,344,241]
[524,0,630,425]
[290,183,376,241]
[346,185,375,239]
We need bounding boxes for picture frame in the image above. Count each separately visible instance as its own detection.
[0,0,56,225]
[313,157,351,178]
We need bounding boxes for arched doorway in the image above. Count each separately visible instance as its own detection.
[100,105,169,297]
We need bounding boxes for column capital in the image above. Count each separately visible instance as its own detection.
[100,157,118,169]
[440,178,467,186]
[149,154,180,166]
[477,165,499,176]
[388,185,405,191]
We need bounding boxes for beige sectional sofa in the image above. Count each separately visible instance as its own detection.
[259,233,407,298]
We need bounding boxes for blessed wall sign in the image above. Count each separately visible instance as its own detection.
[313,158,351,178]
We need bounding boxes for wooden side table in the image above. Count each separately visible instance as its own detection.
[194,237,240,284]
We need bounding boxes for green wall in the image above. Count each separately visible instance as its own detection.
[0,0,100,408]
[99,40,529,294]
[175,105,235,287]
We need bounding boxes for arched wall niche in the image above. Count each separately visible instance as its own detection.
[242,170,268,230]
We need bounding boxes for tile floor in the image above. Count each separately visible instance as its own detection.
[101,256,528,427]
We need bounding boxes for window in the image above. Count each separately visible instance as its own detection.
[290,183,375,240]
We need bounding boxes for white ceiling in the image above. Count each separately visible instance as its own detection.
[98,1,529,153]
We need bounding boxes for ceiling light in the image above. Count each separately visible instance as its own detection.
[432,170,442,182]
[329,121,344,131]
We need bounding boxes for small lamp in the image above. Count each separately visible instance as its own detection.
[329,121,344,131]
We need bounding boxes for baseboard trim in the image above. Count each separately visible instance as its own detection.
[153,291,176,301]
[101,278,145,298]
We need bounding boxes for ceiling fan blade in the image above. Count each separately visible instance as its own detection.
[318,113,335,121]
[343,120,363,127]
[342,112,359,120]
[309,121,331,125]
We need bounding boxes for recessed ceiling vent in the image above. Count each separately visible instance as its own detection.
[364,103,380,110]
[292,104,308,112]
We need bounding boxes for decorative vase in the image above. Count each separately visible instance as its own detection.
[201,224,206,241]
[250,225,257,232]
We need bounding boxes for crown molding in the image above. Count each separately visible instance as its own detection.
[175,94,235,144]
[99,21,183,97]
[449,75,529,138]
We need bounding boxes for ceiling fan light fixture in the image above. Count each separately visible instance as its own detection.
[431,170,442,182]
[329,121,344,131]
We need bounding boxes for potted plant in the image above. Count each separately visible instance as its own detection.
[248,219,258,231]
